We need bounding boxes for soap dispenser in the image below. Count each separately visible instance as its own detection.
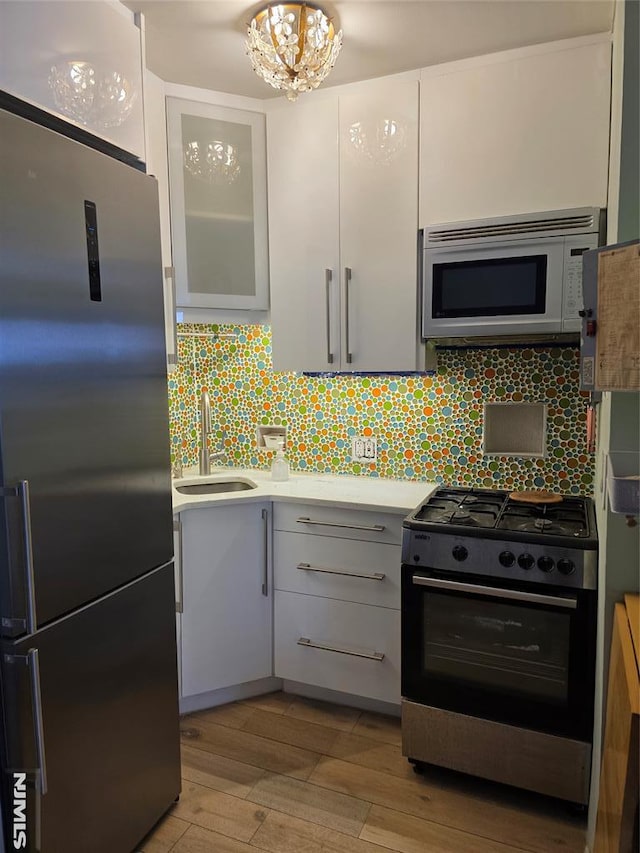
[271,441,289,482]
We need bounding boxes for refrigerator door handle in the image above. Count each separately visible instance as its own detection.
[3,649,48,796]
[0,480,37,634]
[19,481,38,635]
[28,648,48,796]
[173,517,183,614]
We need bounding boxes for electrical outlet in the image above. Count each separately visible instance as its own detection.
[352,436,377,462]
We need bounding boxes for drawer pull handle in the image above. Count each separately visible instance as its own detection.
[297,637,385,661]
[296,517,385,533]
[297,562,385,581]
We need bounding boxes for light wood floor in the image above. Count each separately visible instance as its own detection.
[138,692,586,853]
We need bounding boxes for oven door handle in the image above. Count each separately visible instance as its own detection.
[411,575,578,610]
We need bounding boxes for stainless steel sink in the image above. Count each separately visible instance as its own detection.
[175,480,257,495]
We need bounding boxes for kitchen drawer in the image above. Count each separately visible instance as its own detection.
[273,502,403,545]
[274,531,400,609]
[274,590,400,705]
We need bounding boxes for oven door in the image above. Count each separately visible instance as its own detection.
[401,568,596,741]
[422,237,564,339]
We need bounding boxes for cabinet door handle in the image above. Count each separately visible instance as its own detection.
[297,562,385,581]
[325,268,334,365]
[261,507,269,596]
[344,267,353,364]
[296,517,385,532]
[173,517,183,614]
[297,637,384,661]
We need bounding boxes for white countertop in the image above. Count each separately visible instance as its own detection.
[172,466,438,516]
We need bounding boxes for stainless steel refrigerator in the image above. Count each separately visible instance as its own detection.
[0,104,181,852]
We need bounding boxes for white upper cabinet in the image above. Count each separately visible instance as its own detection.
[268,78,420,373]
[338,83,420,371]
[0,1,145,161]
[268,95,341,371]
[420,38,612,225]
[166,97,269,310]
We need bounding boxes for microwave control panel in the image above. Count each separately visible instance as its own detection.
[562,234,599,331]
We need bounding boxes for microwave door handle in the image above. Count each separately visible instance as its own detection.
[411,575,577,610]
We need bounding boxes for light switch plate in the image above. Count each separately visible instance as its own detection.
[352,436,377,462]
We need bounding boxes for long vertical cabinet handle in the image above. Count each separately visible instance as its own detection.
[325,269,334,365]
[344,267,353,364]
[173,517,183,614]
[19,480,37,635]
[261,508,269,596]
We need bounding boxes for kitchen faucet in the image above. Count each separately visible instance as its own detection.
[199,390,225,475]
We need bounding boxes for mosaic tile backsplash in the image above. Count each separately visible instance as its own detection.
[168,324,595,495]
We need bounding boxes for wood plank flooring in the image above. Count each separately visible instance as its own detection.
[138,692,586,853]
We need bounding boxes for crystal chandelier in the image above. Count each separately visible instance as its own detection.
[183,140,241,185]
[48,61,136,129]
[247,3,342,101]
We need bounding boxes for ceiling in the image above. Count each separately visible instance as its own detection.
[123,0,614,99]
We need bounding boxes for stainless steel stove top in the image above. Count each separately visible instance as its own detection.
[402,487,598,590]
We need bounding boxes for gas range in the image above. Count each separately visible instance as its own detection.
[402,487,598,590]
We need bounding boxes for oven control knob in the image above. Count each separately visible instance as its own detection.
[499,551,515,567]
[452,545,468,562]
[518,553,535,570]
[537,556,555,573]
[557,558,575,575]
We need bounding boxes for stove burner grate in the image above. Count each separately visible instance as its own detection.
[410,487,593,540]
[513,517,568,535]
[415,492,503,528]
[499,498,588,538]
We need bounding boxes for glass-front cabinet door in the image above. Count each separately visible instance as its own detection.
[166,98,269,310]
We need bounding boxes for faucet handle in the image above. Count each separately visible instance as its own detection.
[209,428,226,463]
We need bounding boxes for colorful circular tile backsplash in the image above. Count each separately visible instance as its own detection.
[168,323,594,495]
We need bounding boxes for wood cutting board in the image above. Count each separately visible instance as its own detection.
[509,490,563,505]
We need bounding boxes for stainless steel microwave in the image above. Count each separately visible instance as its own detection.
[422,208,605,344]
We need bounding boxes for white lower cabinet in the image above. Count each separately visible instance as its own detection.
[176,497,403,707]
[273,501,403,705]
[179,502,272,699]
[275,591,401,705]
[273,502,403,545]
[274,531,400,609]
